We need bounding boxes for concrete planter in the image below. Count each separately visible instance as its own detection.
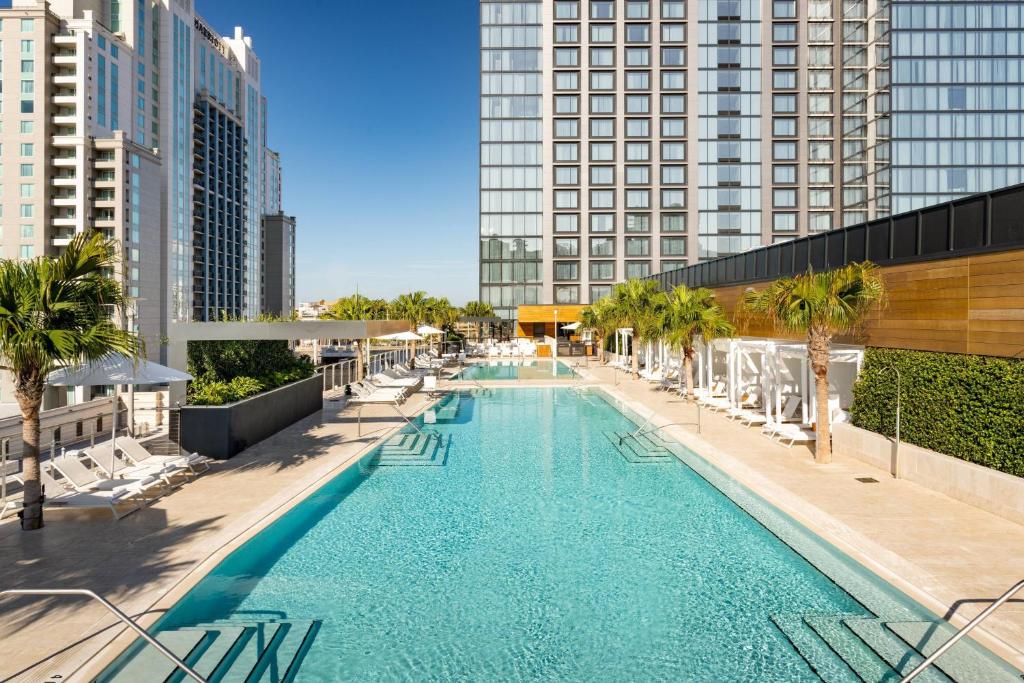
[833,422,1024,525]
[179,374,322,459]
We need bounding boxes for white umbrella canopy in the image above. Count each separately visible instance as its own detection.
[47,353,193,386]
[417,325,444,336]
[377,331,424,341]
[561,322,581,331]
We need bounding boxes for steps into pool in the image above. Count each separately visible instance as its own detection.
[369,431,449,466]
[97,618,321,683]
[770,612,1020,682]
[604,430,675,464]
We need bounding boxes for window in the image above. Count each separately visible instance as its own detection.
[808,47,832,66]
[555,48,579,67]
[554,286,579,304]
[773,189,796,208]
[773,70,796,89]
[554,24,579,43]
[809,213,832,232]
[590,24,614,42]
[590,95,614,114]
[554,71,579,90]
[19,163,33,177]
[590,237,615,256]
[773,0,795,18]
[19,183,33,198]
[625,166,650,184]
[625,237,650,256]
[625,142,650,161]
[661,165,685,184]
[773,23,796,42]
[661,118,685,136]
[590,142,614,161]
[590,189,614,209]
[555,190,579,209]
[808,165,832,184]
[555,95,579,114]
[773,117,796,136]
[662,142,685,161]
[773,165,796,183]
[19,143,33,156]
[809,189,832,208]
[662,1,685,19]
[555,214,580,232]
[808,94,831,114]
[590,166,614,185]
[591,1,614,19]
[591,285,613,301]
[808,117,832,137]
[20,39,33,54]
[662,23,685,42]
[626,71,650,90]
[590,214,614,232]
[555,166,579,185]
[590,47,613,67]
[590,262,614,280]
[626,118,650,137]
[808,22,832,42]
[773,94,796,113]
[809,70,832,90]
[625,214,650,232]
[626,1,650,19]
[662,94,685,113]
[555,119,579,137]
[626,95,650,114]
[661,260,687,272]
[590,71,614,90]
[773,142,796,161]
[20,224,34,238]
[661,48,685,66]
[590,118,614,137]
[948,87,966,110]
[662,213,686,232]
[20,18,34,31]
[808,141,832,161]
[554,262,579,281]
[626,24,650,43]
[19,203,33,218]
[19,245,34,259]
[555,238,579,257]
[19,121,33,134]
[555,143,579,162]
[625,47,649,66]
[625,261,651,279]
[773,213,797,232]
[662,189,685,208]
[626,189,650,209]
[661,71,685,90]
[661,237,686,256]
[20,59,33,74]
[555,1,579,19]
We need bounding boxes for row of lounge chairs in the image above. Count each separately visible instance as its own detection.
[348,361,436,405]
[1,436,211,521]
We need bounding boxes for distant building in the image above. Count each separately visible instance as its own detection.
[262,213,297,318]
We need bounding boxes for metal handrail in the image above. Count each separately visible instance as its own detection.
[0,588,207,683]
[900,578,1024,682]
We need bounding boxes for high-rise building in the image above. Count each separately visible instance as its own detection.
[479,0,1024,327]
[0,0,295,407]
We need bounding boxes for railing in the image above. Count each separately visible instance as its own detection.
[0,589,207,683]
[900,578,1024,682]
[320,358,358,393]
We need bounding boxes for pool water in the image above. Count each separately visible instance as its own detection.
[151,387,904,681]
[455,360,577,380]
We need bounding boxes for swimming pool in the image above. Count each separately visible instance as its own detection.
[100,388,1019,682]
[454,359,577,380]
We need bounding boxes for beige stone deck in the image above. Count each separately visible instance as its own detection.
[0,361,1021,681]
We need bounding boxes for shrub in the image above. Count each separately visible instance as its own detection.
[851,348,1024,477]
[186,337,314,406]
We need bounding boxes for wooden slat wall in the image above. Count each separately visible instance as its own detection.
[705,249,1024,358]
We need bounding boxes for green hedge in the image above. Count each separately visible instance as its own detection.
[851,348,1024,477]
[186,339,313,406]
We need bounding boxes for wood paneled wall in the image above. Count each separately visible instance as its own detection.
[707,249,1024,358]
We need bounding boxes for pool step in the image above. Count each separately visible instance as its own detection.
[772,613,1019,683]
[434,393,461,421]
[604,430,674,464]
[96,619,321,683]
[371,431,449,466]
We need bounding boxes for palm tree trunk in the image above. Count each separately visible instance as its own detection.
[684,348,695,398]
[808,328,832,464]
[15,381,44,530]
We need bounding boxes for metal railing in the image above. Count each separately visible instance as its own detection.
[0,588,207,683]
[900,578,1024,682]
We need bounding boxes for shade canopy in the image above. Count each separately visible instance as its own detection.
[561,322,581,330]
[377,331,424,342]
[417,325,444,336]
[47,354,194,386]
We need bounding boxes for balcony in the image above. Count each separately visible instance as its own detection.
[52,73,77,86]
[53,174,77,187]
[52,115,77,128]
[52,154,79,167]
[52,33,77,45]
[51,196,78,207]
[53,53,77,66]
[49,228,76,246]
[52,216,78,228]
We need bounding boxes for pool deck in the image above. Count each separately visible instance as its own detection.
[0,364,1022,680]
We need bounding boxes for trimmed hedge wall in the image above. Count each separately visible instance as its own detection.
[851,348,1024,477]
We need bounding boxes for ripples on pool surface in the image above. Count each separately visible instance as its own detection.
[455,360,577,380]
[161,388,869,681]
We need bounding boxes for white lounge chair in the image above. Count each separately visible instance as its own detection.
[14,470,145,520]
[371,372,421,389]
[115,437,210,476]
[774,423,817,447]
[761,396,806,437]
[80,443,188,485]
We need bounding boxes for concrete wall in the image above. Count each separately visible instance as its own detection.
[833,422,1024,525]
[179,374,322,459]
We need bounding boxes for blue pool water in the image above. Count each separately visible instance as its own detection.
[146,387,917,681]
[454,360,576,380]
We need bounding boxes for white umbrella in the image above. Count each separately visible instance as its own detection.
[377,331,424,341]
[561,322,581,331]
[417,325,443,336]
[48,354,194,475]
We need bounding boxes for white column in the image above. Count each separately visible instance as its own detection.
[801,356,810,425]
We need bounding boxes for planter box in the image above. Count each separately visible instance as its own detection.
[179,374,322,459]
[833,422,1024,525]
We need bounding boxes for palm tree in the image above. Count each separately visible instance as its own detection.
[0,234,140,530]
[322,294,389,321]
[578,295,616,364]
[390,291,431,329]
[460,300,495,342]
[608,279,667,377]
[744,262,885,464]
[662,285,736,398]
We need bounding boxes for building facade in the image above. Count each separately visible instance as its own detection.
[0,0,295,406]
[480,0,1024,326]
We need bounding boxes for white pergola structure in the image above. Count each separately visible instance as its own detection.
[704,337,864,427]
[613,328,633,362]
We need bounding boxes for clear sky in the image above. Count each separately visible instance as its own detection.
[199,0,480,305]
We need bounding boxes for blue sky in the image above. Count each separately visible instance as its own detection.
[199,0,481,304]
